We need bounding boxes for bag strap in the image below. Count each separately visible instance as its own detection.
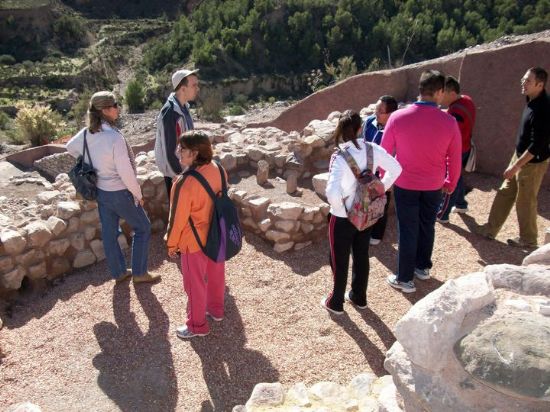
[340,145,374,179]
[185,162,227,254]
[339,148,362,178]
[82,129,93,168]
[366,143,374,173]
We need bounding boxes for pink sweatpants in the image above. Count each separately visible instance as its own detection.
[180,251,225,334]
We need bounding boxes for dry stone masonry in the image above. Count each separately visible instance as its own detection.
[2,107,372,293]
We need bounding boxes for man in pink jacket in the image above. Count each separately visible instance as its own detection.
[381,70,461,293]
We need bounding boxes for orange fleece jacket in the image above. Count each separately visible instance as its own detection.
[165,162,227,255]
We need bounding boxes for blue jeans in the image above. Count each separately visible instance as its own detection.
[394,186,442,283]
[97,189,151,278]
[438,150,470,220]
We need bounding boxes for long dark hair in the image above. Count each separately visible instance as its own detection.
[332,109,362,149]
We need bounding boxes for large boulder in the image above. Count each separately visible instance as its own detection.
[455,312,550,400]
[385,267,550,412]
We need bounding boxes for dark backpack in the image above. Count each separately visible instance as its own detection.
[68,129,98,200]
[186,162,242,262]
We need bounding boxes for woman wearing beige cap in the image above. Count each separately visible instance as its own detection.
[66,91,159,283]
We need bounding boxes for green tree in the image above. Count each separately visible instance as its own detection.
[125,79,145,113]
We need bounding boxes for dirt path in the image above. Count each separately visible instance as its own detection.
[1,173,549,411]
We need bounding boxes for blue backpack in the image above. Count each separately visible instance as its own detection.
[186,162,242,262]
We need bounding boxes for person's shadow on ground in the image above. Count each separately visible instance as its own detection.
[330,311,389,376]
[190,291,279,411]
[92,282,177,412]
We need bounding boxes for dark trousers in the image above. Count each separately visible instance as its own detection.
[164,176,173,203]
[370,190,391,241]
[394,186,442,283]
[327,214,372,311]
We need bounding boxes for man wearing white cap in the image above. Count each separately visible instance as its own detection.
[155,68,200,200]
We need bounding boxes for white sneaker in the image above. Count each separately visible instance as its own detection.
[386,274,416,293]
[452,206,468,214]
[369,238,381,245]
[414,268,431,280]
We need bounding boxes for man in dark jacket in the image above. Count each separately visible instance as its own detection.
[155,69,200,200]
[476,67,550,248]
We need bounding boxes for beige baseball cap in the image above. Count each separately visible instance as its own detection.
[171,69,199,90]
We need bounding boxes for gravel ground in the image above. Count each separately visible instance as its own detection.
[1,173,549,411]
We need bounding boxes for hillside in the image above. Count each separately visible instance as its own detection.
[1,0,550,148]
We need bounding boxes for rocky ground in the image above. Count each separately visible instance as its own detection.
[1,172,549,411]
[0,102,289,222]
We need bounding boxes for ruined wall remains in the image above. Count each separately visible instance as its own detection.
[254,34,550,185]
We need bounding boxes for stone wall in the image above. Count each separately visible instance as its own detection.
[0,151,168,293]
[254,33,550,185]
[33,152,75,181]
[0,107,372,292]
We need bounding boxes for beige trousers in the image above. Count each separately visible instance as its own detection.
[485,154,549,244]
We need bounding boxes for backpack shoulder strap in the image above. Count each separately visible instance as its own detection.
[365,143,374,173]
[186,169,217,201]
[213,160,228,193]
[185,167,220,254]
[340,148,361,178]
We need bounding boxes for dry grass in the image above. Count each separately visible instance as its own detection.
[1,172,549,411]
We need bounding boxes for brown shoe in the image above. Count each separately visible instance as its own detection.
[115,271,132,283]
[133,272,161,284]
[507,237,537,249]
[473,224,495,240]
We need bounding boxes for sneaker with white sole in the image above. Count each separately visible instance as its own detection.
[206,312,223,322]
[436,217,449,224]
[386,274,416,293]
[345,291,367,309]
[176,326,209,339]
[414,268,431,280]
[452,206,468,214]
[369,238,381,246]
[320,297,344,315]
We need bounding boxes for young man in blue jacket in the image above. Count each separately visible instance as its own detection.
[155,69,200,201]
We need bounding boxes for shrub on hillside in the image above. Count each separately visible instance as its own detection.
[325,56,357,83]
[14,103,66,147]
[0,55,16,66]
[70,90,93,127]
[53,15,88,54]
[0,112,11,130]
[125,79,145,113]
[199,88,223,122]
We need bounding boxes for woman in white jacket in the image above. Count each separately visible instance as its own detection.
[322,110,402,314]
[66,91,158,283]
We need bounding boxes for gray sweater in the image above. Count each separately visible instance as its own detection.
[66,123,142,201]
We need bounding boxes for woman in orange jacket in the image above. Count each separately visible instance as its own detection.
[165,131,226,339]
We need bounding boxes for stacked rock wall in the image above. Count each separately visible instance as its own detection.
[255,33,550,186]
[0,111,356,292]
[0,151,169,294]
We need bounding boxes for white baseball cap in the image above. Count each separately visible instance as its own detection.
[171,69,199,90]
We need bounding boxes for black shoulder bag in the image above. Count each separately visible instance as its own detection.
[68,129,98,200]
